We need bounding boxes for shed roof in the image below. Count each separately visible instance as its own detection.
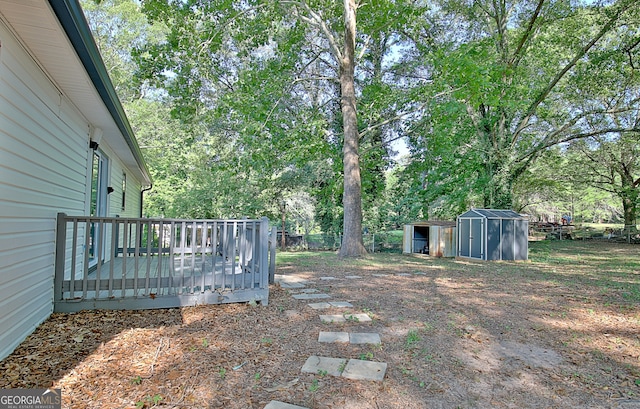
[408,221,456,227]
[458,209,526,219]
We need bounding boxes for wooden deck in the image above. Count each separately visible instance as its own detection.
[54,215,273,312]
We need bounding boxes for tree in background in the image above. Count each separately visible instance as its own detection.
[134,0,430,255]
[405,0,639,216]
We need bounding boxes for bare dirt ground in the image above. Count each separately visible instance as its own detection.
[1,240,639,408]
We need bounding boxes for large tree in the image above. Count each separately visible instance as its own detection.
[136,0,429,256]
[407,0,639,214]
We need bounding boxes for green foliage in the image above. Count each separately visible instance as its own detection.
[404,0,639,213]
[84,0,638,233]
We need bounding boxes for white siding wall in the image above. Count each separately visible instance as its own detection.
[0,20,142,360]
[102,144,142,219]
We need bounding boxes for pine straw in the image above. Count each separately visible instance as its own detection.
[1,241,639,408]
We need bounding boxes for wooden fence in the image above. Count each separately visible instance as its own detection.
[54,213,275,312]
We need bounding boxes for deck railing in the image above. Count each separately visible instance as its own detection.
[54,213,274,312]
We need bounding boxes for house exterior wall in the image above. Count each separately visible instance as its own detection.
[0,18,143,360]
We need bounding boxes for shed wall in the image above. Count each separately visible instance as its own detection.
[457,211,528,261]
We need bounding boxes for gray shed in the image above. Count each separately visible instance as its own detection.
[457,209,528,261]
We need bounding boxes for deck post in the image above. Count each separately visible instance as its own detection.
[260,217,269,289]
[269,226,277,284]
[54,213,67,304]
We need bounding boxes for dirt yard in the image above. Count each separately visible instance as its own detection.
[1,240,639,408]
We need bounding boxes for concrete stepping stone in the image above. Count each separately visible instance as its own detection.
[275,274,309,283]
[307,301,353,310]
[342,359,387,381]
[349,332,381,344]
[319,313,371,323]
[307,302,331,309]
[293,293,331,300]
[318,332,381,344]
[264,401,308,409]
[371,274,389,277]
[279,281,307,289]
[345,275,362,279]
[301,356,347,377]
[290,288,320,294]
[318,332,350,343]
[396,273,412,277]
[320,276,339,280]
[329,301,353,308]
[301,356,387,382]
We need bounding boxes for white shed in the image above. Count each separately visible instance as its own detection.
[0,0,151,360]
[402,221,457,257]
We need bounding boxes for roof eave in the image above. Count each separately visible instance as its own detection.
[48,0,152,187]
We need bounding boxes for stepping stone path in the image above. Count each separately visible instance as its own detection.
[264,401,308,409]
[264,272,389,409]
[292,293,331,300]
[307,301,353,309]
[319,313,371,323]
[301,356,387,382]
[318,331,381,344]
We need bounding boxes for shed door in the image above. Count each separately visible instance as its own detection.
[470,218,483,259]
[458,219,470,257]
[486,219,501,260]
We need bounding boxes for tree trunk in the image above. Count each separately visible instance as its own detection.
[621,176,638,233]
[339,0,366,257]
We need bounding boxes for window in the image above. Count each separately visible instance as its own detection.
[121,173,126,211]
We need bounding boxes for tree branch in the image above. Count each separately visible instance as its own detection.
[512,0,634,143]
[280,0,343,62]
[509,0,546,69]
[519,127,640,164]
[359,87,464,139]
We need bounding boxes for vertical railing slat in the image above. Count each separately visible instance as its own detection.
[221,222,227,290]
[178,222,186,294]
[269,226,277,284]
[134,220,141,296]
[54,213,67,305]
[109,219,116,297]
[94,218,104,299]
[212,221,218,290]
[121,219,128,298]
[200,221,207,293]
[190,221,197,293]
[250,221,257,288]
[145,220,152,295]
[82,218,91,299]
[169,221,176,295]
[230,221,237,291]
[259,217,269,289]
[157,221,164,296]
[69,218,79,298]
[238,221,244,289]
